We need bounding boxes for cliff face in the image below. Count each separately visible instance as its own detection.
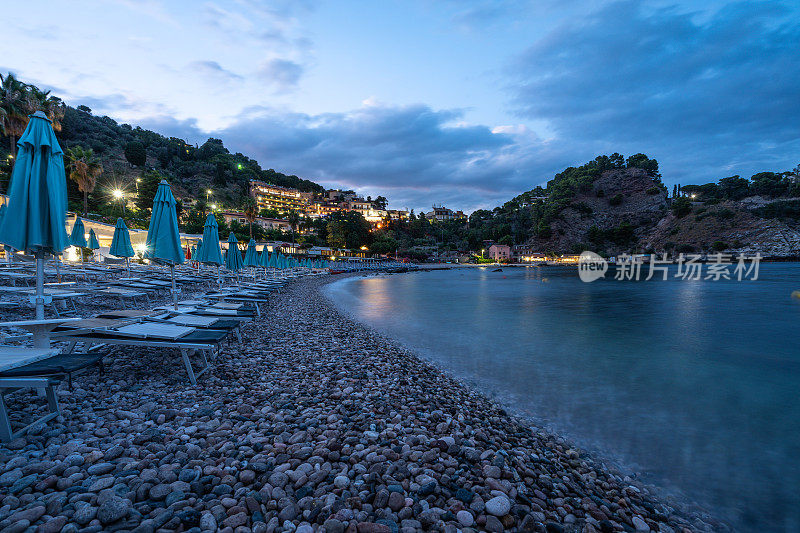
[644,202,800,256]
[523,168,800,256]
[525,167,668,254]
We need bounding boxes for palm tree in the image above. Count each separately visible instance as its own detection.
[287,210,300,246]
[0,74,66,159]
[30,87,65,132]
[66,146,103,216]
[0,73,31,159]
[242,197,258,239]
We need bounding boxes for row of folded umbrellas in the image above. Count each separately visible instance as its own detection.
[60,213,330,272]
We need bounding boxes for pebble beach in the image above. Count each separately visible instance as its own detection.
[0,274,725,533]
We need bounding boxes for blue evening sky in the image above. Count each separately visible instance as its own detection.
[3,0,798,212]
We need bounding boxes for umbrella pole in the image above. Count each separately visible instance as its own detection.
[171,263,178,310]
[56,254,62,283]
[35,250,45,320]
[126,257,130,277]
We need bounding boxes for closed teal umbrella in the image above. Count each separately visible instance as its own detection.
[88,228,100,250]
[191,239,203,261]
[110,217,135,275]
[70,217,87,248]
[268,249,278,268]
[144,180,184,308]
[0,112,71,321]
[144,180,184,264]
[197,213,223,265]
[225,233,244,271]
[243,239,259,267]
[259,246,270,268]
[110,218,134,257]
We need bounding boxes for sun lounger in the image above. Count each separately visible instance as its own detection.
[51,323,228,385]
[0,347,62,442]
[97,288,150,306]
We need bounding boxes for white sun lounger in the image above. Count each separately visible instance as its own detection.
[0,347,62,442]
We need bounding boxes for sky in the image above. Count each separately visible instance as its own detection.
[2,0,799,213]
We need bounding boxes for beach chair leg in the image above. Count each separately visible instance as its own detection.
[45,383,59,415]
[0,395,11,442]
[180,349,197,385]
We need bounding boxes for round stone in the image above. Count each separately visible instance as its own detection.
[485,495,511,517]
[457,510,474,527]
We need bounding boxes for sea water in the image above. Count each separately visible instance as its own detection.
[325,264,800,531]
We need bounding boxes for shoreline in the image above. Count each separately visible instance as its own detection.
[320,273,728,531]
[0,275,725,532]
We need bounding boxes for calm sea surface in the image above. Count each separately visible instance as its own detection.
[325,264,800,532]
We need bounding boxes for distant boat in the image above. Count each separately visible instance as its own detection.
[492,268,503,272]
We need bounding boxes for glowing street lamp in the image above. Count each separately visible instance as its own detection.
[112,189,126,215]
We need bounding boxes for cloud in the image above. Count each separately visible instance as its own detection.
[129,100,561,211]
[188,60,243,82]
[201,102,568,211]
[508,0,800,184]
[449,0,528,32]
[258,59,303,92]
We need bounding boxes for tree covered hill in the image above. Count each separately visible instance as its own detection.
[0,76,323,225]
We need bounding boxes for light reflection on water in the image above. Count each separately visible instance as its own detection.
[325,265,800,531]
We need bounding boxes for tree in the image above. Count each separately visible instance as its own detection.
[242,197,258,239]
[287,210,300,245]
[373,195,388,209]
[326,211,372,250]
[626,153,660,177]
[0,73,31,158]
[124,141,146,167]
[717,175,750,200]
[29,86,65,132]
[671,197,692,218]
[66,146,103,216]
[135,171,163,214]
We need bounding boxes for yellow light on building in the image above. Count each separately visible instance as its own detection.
[112,189,124,200]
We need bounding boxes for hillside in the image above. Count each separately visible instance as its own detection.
[523,167,669,255]
[0,89,324,223]
[460,154,800,258]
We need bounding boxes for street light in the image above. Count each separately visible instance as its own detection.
[206,189,213,203]
[112,189,126,216]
